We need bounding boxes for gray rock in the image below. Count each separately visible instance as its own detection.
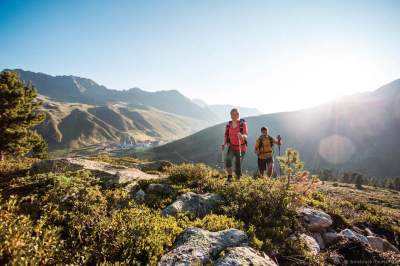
[312,232,325,250]
[297,207,332,232]
[162,192,224,218]
[323,231,339,246]
[327,252,345,265]
[338,229,369,245]
[158,227,248,266]
[134,189,146,203]
[146,183,173,195]
[215,246,277,266]
[365,227,374,236]
[299,234,320,255]
[367,236,399,253]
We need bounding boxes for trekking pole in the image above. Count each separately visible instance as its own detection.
[277,135,282,176]
[238,135,242,158]
[221,144,225,169]
[277,135,281,156]
[238,134,243,177]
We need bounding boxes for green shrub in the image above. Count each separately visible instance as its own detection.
[0,170,187,264]
[167,163,219,191]
[0,196,63,264]
[190,214,244,232]
[92,205,182,265]
[211,177,300,250]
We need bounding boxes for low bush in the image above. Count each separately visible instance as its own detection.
[92,205,182,264]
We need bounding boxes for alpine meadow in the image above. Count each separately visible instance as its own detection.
[1,1,400,265]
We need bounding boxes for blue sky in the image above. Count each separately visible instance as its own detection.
[1,0,399,113]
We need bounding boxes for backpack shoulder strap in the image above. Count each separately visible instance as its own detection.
[268,135,274,147]
[258,135,264,150]
[239,119,245,134]
[225,121,232,143]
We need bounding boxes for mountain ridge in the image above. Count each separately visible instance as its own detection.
[9,69,217,122]
[140,78,400,178]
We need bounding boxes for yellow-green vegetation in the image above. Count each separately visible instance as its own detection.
[1,149,398,265]
[89,154,145,167]
[0,159,250,264]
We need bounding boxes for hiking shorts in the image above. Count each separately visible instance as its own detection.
[258,157,273,172]
[225,147,245,176]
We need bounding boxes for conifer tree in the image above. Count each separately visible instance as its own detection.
[0,71,47,160]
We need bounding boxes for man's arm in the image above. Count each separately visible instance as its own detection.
[272,137,282,145]
[254,138,260,153]
[238,122,249,140]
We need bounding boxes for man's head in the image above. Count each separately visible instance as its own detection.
[230,108,240,121]
[261,126,268,135]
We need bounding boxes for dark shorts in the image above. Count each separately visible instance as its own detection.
[258,157,273,171]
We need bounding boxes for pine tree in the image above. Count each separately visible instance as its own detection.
[0,71,47,160]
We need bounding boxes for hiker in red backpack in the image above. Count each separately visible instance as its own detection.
[221,108,248,181]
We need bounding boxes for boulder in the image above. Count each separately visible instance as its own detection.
[215,246,277,266]
[367,236,399,253]
[322,231,339,246]
[297,207,332,232]
[162,192,224,218]
[146,183,173,195]
[338,229,369,245]
[299,234,320,255]
[134,189,146,203]
[312,232,326,250]
[158,227,248,265]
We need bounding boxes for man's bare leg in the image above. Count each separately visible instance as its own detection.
[267,164,273,177]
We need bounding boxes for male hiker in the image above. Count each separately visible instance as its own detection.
[254,126,282,177]
[221,108,248,181]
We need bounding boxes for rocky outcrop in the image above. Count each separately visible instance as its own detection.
[162,192,223,218]
[297,207,332,232]
[31,158,161,185]
[323,231,339,246]
[338,229,369,245]
[146,183,173,195]
[299,234,320,255]
[215,246,277,266]
[367,236,399,253]
[158,227,248,265]
[311,232,325,250]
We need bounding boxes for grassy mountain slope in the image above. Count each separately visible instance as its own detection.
[141,79,400,178]
[12,69,217,122]
[36,96,207,150]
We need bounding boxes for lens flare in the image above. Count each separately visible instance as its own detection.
[318,134,355,164]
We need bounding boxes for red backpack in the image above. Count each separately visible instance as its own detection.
[224,119,247,146]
